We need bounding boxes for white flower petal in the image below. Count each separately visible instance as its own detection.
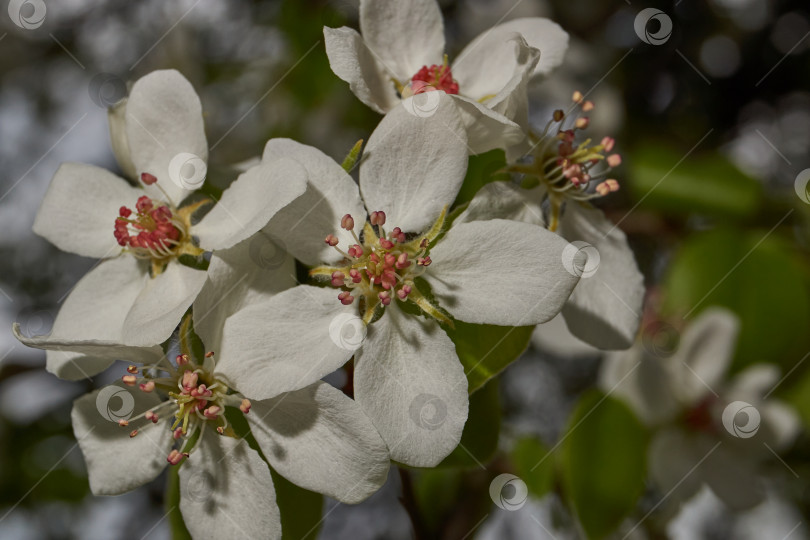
[360,94,467,233]
[759,401,801,450]
[260,139,367,266]
[12,257,161,379]
[557,203,644,350]
[454,17,568,99]
[671,308,739,405]
[599,347,680,426]
[324,26,399,114]
[531,313,598,358]
[122,262,208,347]
[248,381,389,504]
[485,36,540,133]
[449,95,526,154]
[648,428,705,505]
[215,285,357,400]
[193,235,296,354]
[703,444,765,510]
[179,432,280,540]
[354,305,468,467]
[72,383,171,496]
[194,157,307,251]
[455,181,545,226]
[726,364,780,400]
[126,70,207,206]
[33,163,142,259]
[108,99,137,180]
[358,0,444,82]
[425,219,580,326]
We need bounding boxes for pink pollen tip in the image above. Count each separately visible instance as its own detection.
[607,154,622,167]
[205,351,215,358]
[203,406,221,419]
[572,90,584,103]
[582,100,595,112]
[331,271,345,287]
[173,428,184,440]
[349,269,362,283]
[129,429,139,438]
[118,419,129,427]
[417,256,432,267]
[338,291,355,305]
[348,244,363,258]
[397,285,412,300]
[575,117,590,129]
[341,214,355,230]
[126,365,138,374]
[167,450,188,466]
[380,238,394,250]
[325,234,339,247]
[139,381,155,393]
[370,211,386,226]
[122,375,136,386]
[240,399,252,414]
[140,172,158,185]
[118,206,132,218]
[378,291,392,306]
[145,410,158,423]
[601,137,615,152]
[176,354,189,366]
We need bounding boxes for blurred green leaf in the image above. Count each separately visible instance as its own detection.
[628,143,761,218]
[447,320,534,394]
[439,380,500,468]
[413,468,463,531]
[454,149,509,207]
[271,468,324,540]
[512,436,555,499]
[561,391,648,540]
[663,227,810,371]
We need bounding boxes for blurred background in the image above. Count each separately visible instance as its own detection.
[1,0,810,538]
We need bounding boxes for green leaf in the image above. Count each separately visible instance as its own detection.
[561,391,648,540]
[628,143,761,218]
[413,468,464,531]
[271,468,324,540]
[446,320,534,394]
[454,149,509,207]
[663,227,810,371]
[177,253,209,272]
[438,379,500,468]
[511,436,555,499]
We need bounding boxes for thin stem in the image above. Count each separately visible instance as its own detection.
[398,467,429,540]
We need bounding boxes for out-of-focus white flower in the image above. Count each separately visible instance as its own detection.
[600,308,801,512]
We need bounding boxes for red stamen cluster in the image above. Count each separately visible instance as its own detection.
[411,64,459,95]
[324,211,431,308]
[114,196,181,253]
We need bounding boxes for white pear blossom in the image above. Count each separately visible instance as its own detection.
[15,70,306,380]
[455,94,643,351]
[17,239,390,539]
[324,0,569,154]
[600,308,801,512]
[218,95,583,467]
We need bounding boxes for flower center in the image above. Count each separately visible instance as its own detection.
[514,92,623,199]
[410,63,459,95]
[311,210,452,326]
[114,195,186,259]
[683,394,719,434]
[120,351,251,466]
